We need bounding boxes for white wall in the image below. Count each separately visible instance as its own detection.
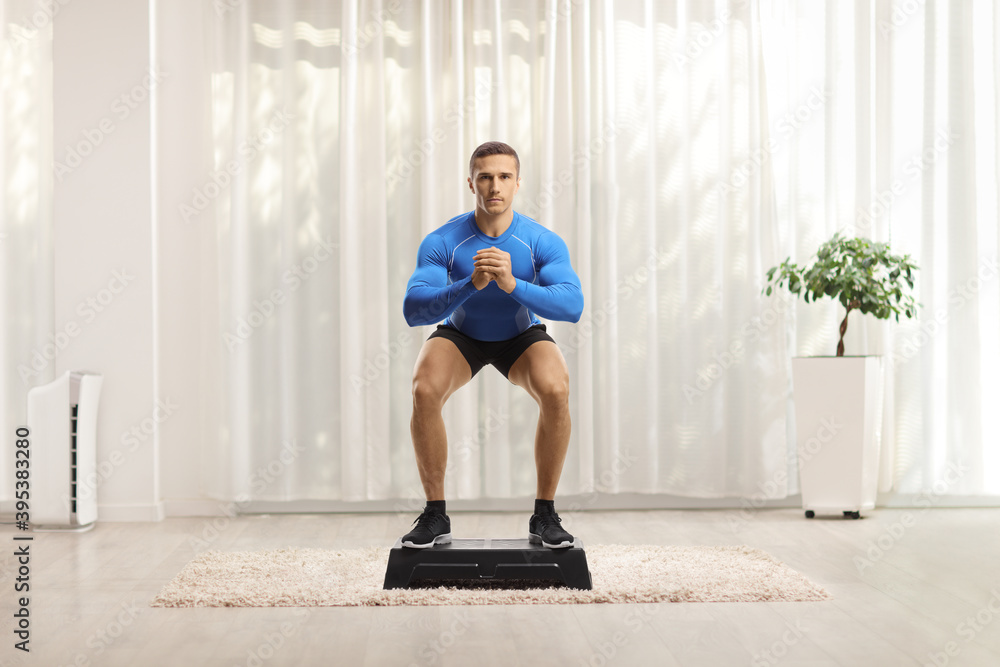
[51,0,222,521]
[153,0,221,515]
[53,0,161,520]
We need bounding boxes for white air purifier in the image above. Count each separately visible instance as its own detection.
[26,370,103,530]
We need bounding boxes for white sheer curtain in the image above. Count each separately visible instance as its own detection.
[0,1,53,504]
[206,0,791,504]
[762,0,1000,496]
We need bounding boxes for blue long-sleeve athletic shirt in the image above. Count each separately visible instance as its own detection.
[403,211,584,341]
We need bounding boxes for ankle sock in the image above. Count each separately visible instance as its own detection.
[425,500,446,514]
[534,499,555,515]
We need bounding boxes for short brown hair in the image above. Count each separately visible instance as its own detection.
[469,141,520,178]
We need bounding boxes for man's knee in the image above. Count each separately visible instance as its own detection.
[532,373,570,408]
[412,376,448,411]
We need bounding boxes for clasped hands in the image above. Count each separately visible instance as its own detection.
[472,247,516,293]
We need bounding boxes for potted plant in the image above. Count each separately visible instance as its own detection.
[764,232,918,519]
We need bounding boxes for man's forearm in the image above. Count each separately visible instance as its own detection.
[403,277,477,326]
[510,280,584,322]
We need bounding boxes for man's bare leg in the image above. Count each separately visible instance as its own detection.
[507,341,572,500]
[410,337,472,501]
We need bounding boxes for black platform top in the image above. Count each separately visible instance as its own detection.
[384,536,592,589]
[390,537,584,551]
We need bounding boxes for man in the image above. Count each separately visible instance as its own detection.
[401,141,584,549]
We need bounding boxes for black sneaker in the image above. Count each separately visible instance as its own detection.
[401,509,452,549]
[529,509,575,548]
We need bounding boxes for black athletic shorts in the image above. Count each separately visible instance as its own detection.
[428,323,555,379]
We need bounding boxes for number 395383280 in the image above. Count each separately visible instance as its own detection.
[15,426,30,527]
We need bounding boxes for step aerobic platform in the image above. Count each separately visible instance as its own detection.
[382,538,592,590]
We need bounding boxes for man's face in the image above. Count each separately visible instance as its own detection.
[468,154,520,217]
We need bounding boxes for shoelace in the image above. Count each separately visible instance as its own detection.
[412,511,443,528]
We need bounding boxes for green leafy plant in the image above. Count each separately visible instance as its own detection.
[763,232,919,356]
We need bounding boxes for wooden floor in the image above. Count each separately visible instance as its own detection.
[1,508,999,667]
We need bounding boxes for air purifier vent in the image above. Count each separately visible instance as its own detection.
[70,403,79,515]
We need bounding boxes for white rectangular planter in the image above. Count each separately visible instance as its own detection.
[792,356,883,517]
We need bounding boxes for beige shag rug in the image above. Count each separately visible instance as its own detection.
[150,544,830,607]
